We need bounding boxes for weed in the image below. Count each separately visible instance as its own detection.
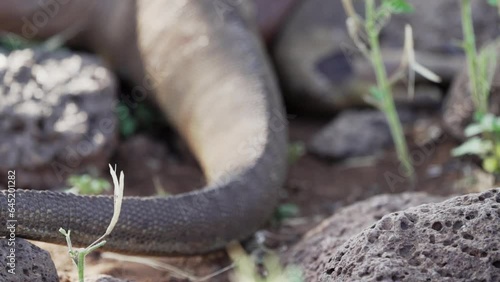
[342,0,440,184]
[274,203,300,223]
[66,174,111,195]
[288,142,306,165]
[116,101,165,138]
[228,242,303,282]
[60,164,125,282]
[452,113,500,174]
[452,0,499,175]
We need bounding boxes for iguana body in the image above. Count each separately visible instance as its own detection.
[0,0,287,255]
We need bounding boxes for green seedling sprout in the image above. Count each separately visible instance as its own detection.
[342,0,441,184]
[227,242,303,282]
[60,164,125,282]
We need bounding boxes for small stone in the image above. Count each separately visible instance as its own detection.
[393,84,443,109]
[308,110,413,159]
[412,118,443,147]
[426,165,443,179]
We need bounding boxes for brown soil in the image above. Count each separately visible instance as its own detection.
[32,112,480,282]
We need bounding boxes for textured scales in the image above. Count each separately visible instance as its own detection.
[0,0,287,255]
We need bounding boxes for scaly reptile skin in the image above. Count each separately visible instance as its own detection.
[0,0,287,255]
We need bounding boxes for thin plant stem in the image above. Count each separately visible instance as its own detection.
[366,0,415,182]
[461,0,487,117]
[495,133,500,177]
[77,241,107,282]
[78,252,85,282]
[60,165,124,281]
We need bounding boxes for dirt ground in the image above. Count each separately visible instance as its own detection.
[31,109,484,282]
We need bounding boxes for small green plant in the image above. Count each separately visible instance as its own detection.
[452,0,499,175]
[60,164,125,282]
[116,101,165,138]
[460,0,498,117]
[487,0,500,15]
[287,142,306,165]
[228,242,303,282]
[342,0,440,183]
[452,114,500,173]
[0,28,72,51]
[117,102,138,137]
[274,203,300,223]
[66,174,111,195]
[0,34,35,50]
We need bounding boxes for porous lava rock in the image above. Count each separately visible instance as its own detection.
[0,238,58,282]
[285,192,445,281]
[320,189,500,281]
[0,48,118,190]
